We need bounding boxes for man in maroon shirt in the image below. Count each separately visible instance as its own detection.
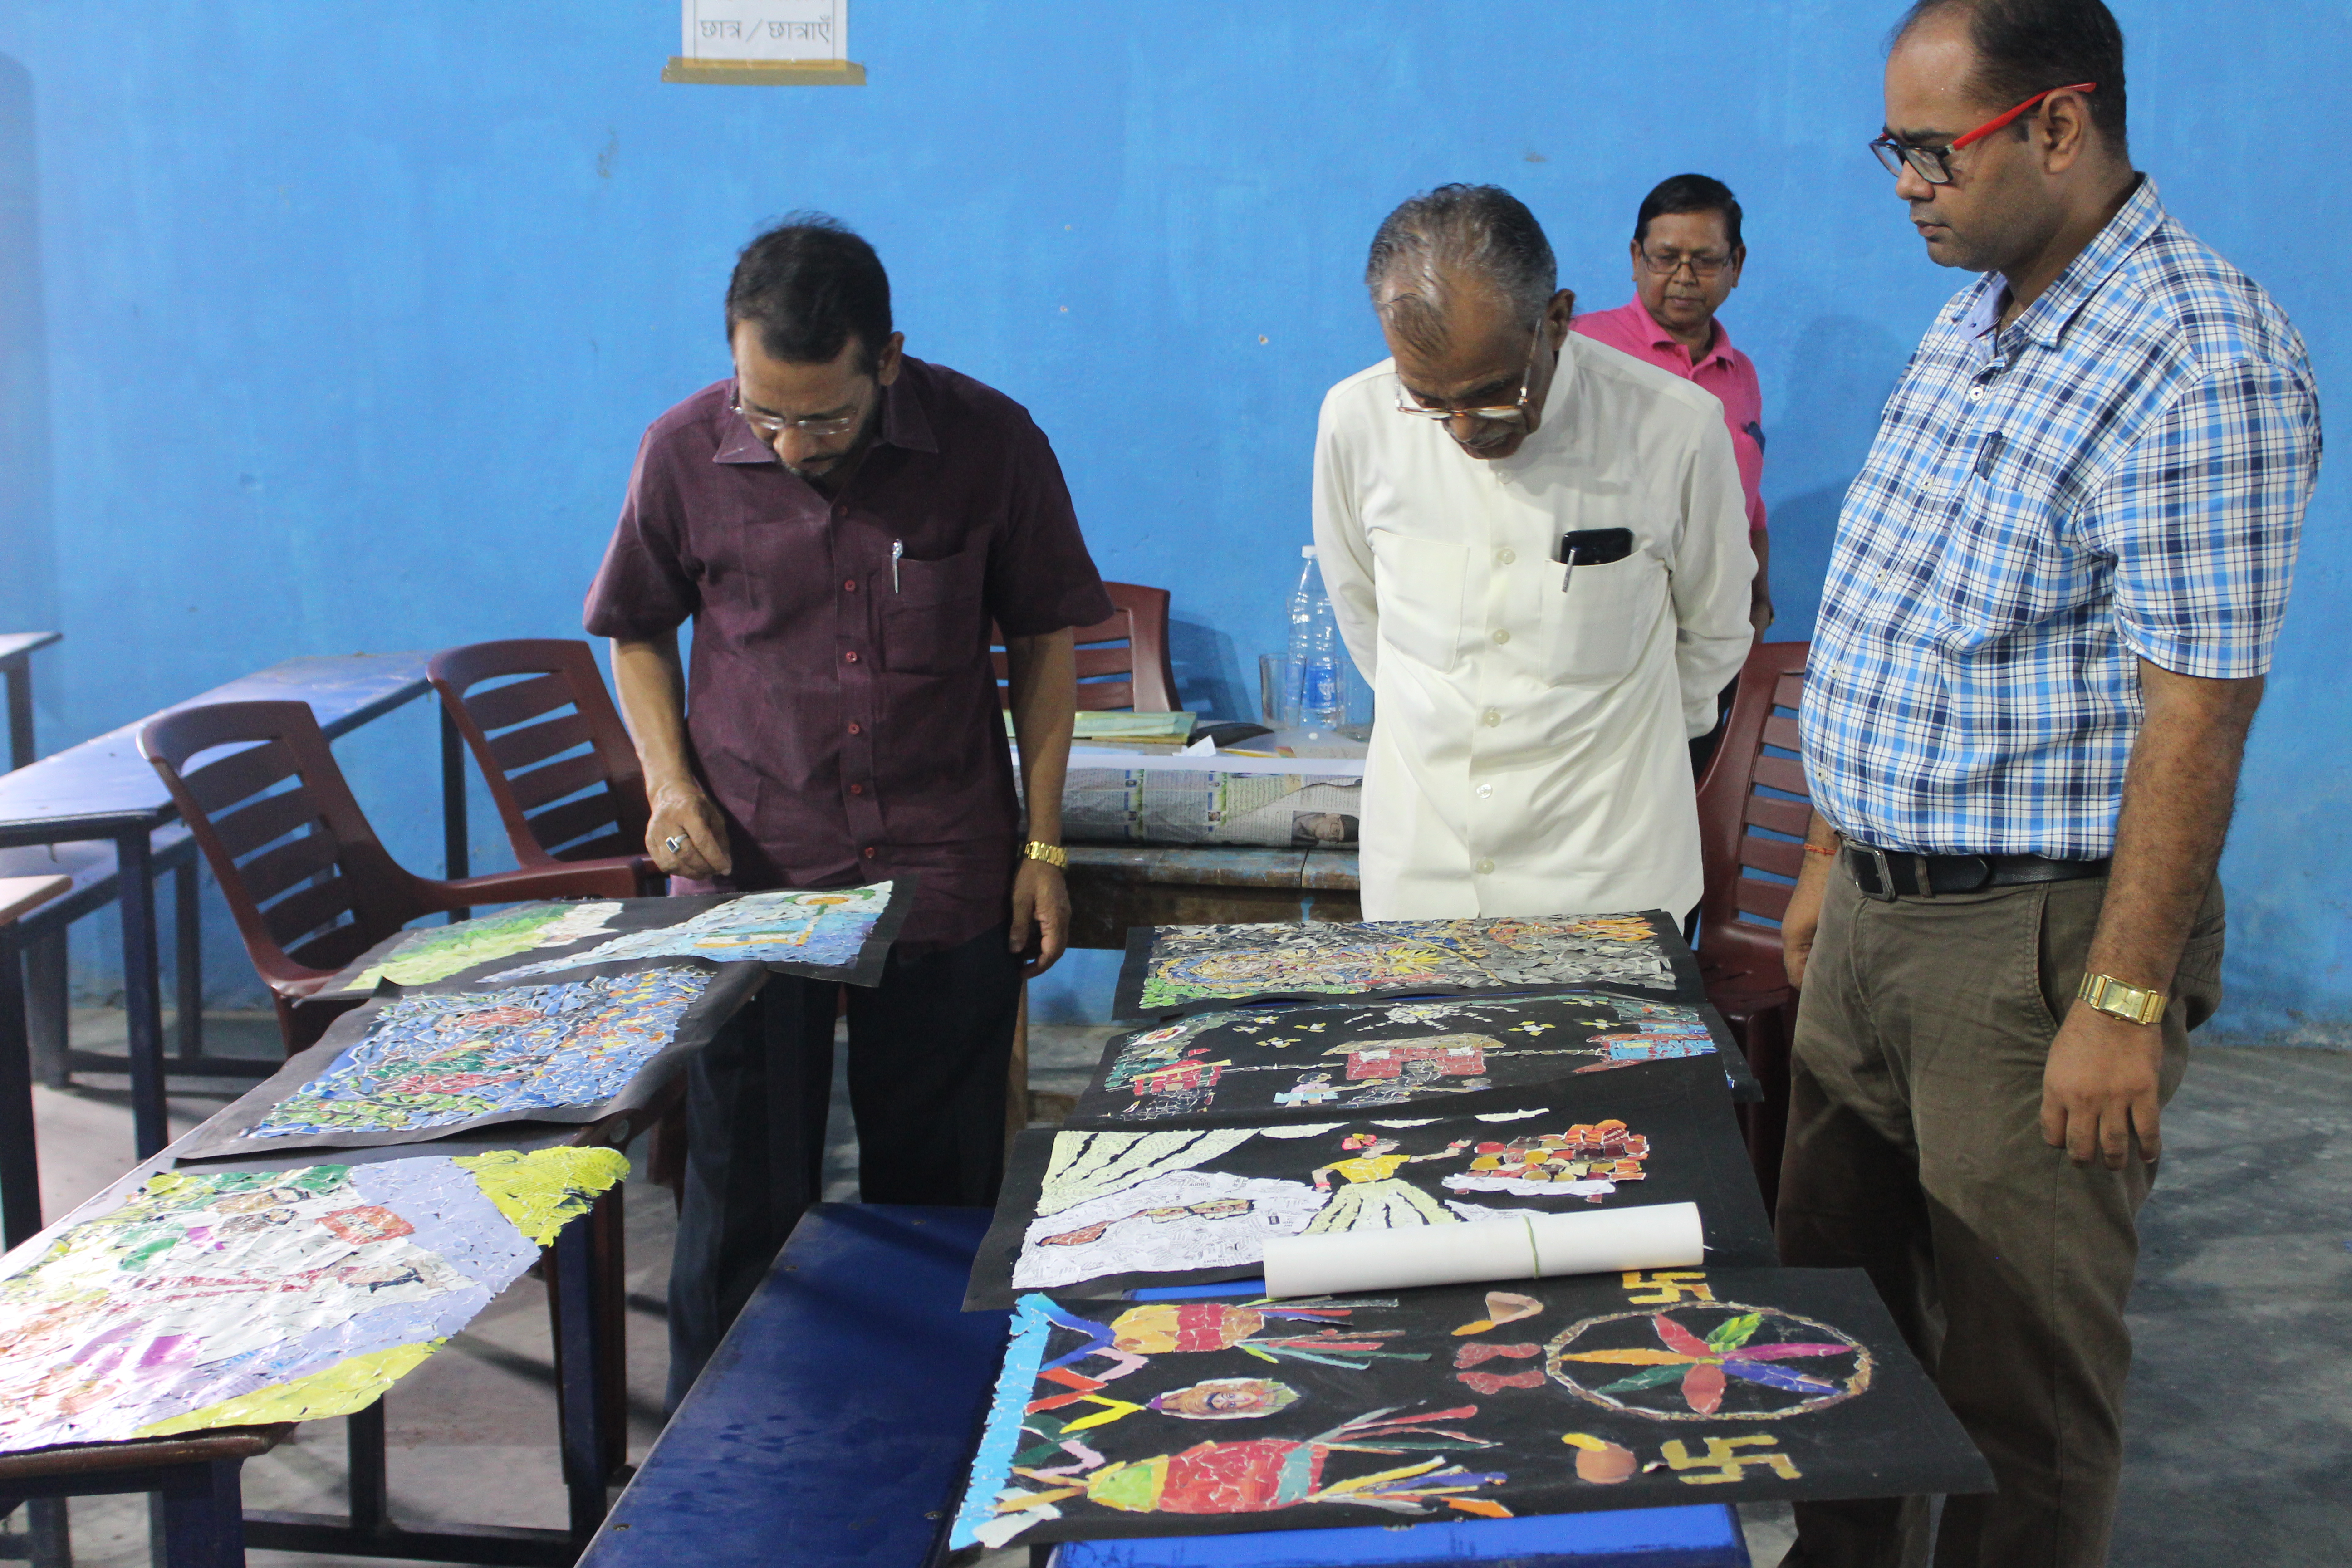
[584,216,1112,1400]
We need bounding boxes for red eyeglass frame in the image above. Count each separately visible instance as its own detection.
[1951,80,2099,149]
[1872,81,2097,185]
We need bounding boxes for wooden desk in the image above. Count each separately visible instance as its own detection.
[0,632,61,772]
[1064,845,1362,947]
[0,653,469,1156]
[0,1425,287,1568]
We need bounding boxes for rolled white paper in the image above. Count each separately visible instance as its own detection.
[1261,1202,1706,1298]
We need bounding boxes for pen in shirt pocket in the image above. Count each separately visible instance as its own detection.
[891,539,902,593]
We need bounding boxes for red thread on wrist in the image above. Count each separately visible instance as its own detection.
[1803,842,1837,856]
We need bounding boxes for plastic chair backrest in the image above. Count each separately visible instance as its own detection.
[992,582,1180,712]
[139,700,430,988]
[428,639,652,868]
[1693,640,1812,992]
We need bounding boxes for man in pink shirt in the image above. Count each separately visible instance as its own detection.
[1573,174,1773,636]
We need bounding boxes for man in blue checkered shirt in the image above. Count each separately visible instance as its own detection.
[1777,2,2320,1564]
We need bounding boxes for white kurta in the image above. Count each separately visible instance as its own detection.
[1312,335,1754,921]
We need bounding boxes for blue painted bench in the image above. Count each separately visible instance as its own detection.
[581,1204,1749,1568]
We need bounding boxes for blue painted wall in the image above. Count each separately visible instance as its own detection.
[0,2,2338,1038]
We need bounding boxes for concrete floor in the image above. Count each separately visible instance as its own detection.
[5,1014,2346,1567]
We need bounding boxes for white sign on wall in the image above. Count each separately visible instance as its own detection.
[679,0,846,65]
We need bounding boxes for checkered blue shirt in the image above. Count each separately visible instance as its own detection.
[1802,179,2322,858]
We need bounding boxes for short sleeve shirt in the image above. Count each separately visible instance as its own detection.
[584,357,1113,949]
[1800,179,2321,858]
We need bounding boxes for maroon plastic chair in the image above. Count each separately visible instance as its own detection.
[993,581,1181,712]
[428,639,658,889]
[1692,639,1812,1216]
[140,700,641,1053]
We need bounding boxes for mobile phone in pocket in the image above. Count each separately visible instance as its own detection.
[1554,527,1634,592]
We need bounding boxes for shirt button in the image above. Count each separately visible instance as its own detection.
[1481,708,1501,728]
[1475,858,1496,875]
[1491,629,1510,645]
[850,784,865,796]
[844,651,859,663]
[1475,782,1494,799]
[1496,548,1516,565]
[847,721,862,735]
[843,579,857,593]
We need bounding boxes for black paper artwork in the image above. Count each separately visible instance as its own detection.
[966,1088,1774,1311]
[1073,989,1740,1128]
[949,1267,1992,1549]
[1112,911,1703,1020]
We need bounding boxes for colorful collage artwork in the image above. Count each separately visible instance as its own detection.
[1076,990,1727,1127]
[1115,913,1695,1019]
[334,902,623,993]
[220,969,717,1150]
[489,883,911,984]
[0,1149,628,1453]
[951,1268,1993,1548]
[967,1092,1774,1309]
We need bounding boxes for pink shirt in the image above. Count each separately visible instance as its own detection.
[1572,299,1767,537]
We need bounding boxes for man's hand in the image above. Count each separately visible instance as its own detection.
[1782,813,1836,990]
[1749,589,1776,640]
[646,779,732,881]
[1009,857,1069,979]
[2040,1002,2164,1169]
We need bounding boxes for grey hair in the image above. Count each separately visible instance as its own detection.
[1364,184,1557,357]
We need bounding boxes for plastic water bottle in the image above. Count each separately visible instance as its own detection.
[1287,545,1345,731]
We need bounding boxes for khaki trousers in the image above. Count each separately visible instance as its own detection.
[1774,867,2224,1568]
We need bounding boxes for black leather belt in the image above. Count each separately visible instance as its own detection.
[1841,842,2110,900]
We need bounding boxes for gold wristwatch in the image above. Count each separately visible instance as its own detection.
[1022,840,1069,870]
[2078,972,2166,1026]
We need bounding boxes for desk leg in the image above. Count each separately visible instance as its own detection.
[24,1499,68,1568]
[441,706,470,922]
[117,830,167,1159]
[550,1198,612,1542]
[0,933,41,1250]
[4,663,31,773]
[156,1459,245,1568]
[175,862,203,1063]
[24,932,65,1090]
[348,1399,390,1532]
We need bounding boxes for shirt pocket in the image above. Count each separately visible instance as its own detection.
[1926,434,2091,655]
[1369,532,1472,675]
[882,541,988,676]
[1536,549,1666,686]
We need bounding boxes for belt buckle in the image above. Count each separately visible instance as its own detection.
[1855,845,1898,902]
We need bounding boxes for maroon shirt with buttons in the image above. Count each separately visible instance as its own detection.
[584,357,1112,951]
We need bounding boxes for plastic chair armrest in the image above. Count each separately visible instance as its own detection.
[421,862,643,909]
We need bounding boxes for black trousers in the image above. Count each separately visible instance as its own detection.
[665,921,1023,1407]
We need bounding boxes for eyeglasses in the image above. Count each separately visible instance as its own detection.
[1393,321,1546,428]
[1869,81,2097,186]
[731,389,861,440]
[1638,246,1735,278]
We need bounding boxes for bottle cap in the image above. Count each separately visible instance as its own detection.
[1301,545,1317,559]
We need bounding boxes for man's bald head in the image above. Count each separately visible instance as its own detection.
[1365,184,1557,357]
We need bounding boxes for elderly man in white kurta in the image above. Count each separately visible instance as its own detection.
[1313,184,1753,921]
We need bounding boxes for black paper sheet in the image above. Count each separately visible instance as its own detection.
[1071,987,1750,1129]
[1112,911,1704,1021]
[967,1085,1774,1311]
[949,1267,1991,1549]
